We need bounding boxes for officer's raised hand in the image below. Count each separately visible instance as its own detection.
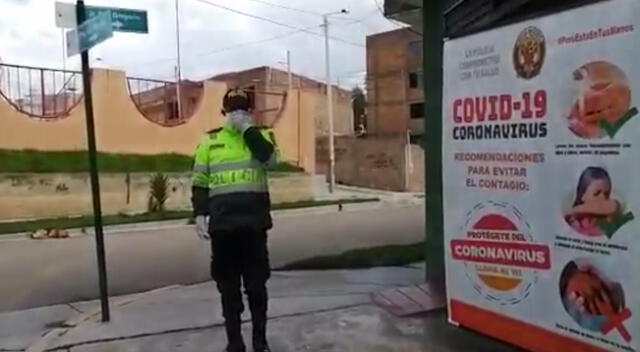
[228,110,253,133]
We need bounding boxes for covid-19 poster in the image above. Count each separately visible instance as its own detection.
[443,1,638,351]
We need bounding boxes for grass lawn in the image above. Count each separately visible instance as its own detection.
[0,150,304,173]
[0,198,378,235]
[278,242,425,270]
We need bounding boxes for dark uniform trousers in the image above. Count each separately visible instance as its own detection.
[211,227,270,350]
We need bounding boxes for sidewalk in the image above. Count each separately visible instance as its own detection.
[2,267,521,352]
[315,182,424,206]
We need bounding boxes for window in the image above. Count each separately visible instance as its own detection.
[408,71,423,89]
[410,102,424,119]
[409,73,418,88]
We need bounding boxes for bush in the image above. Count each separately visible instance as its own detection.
[0,150,305,173]
[148,173,169,212]
[0,150,192,173]
[279,242,425,270]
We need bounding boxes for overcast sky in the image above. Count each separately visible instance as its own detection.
[0,0,402,88]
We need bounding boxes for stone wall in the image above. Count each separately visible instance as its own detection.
[0,172,316,221]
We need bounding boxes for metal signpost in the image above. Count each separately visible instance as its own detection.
[61,0,148,323]
[76,0,110,322]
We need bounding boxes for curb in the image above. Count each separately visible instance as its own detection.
[0,200,403,241]
[26,285,182,352]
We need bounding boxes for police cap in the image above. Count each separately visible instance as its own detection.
[222,88,252,113]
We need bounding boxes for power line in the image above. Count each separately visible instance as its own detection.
[373,0,422,36]
[334,10,379,26]
[242,0,323,16]
[197,26,316,57]
[192,0,365,48]
[127,26,316,67]
[128,1,367,67]
[241,0,364,24]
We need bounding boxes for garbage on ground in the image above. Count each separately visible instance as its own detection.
[30,229,70,240]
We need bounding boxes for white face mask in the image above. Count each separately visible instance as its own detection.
[226,110,253,132]
[227,110,251,121]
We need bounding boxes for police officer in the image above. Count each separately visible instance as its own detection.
[192,88,277,352]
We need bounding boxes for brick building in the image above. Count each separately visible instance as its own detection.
[15,92,81,119]
[210,66,353,135]
[366,28,423,136]
[129,80,204,126]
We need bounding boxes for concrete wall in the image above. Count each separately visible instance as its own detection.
[407,144,424,192]
[0,70,220,155]
[0,68,317,173]
[272,91,317,174]
[317,135,409,192]
[313,93,353,138]
[0,172,317,221]
[316,135,425,192]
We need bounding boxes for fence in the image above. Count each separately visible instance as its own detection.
[0,63,83,120]
[126,77,204,127]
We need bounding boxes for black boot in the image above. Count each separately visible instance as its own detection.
[217,277,246,352]
[251,317,269,352]
[253,344,271,352]
[246,286,269,352]
[224,318,246,352]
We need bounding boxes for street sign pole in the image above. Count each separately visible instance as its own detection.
[76,0,110,322]
[423,0,445,284]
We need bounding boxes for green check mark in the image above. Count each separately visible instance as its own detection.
[598,212,635,239]
[600,107,638,138]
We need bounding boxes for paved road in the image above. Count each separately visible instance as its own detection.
[0,204,424,312]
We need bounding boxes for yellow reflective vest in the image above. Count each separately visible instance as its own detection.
[191,125,279,230]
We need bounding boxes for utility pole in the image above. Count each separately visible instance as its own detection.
[76,0,110,322]
[61,28,66,70]
[322,10,349,193]
[286,50,292,90]
[175,0,183,120]
[323,15,335,192]
[322,9,348,193]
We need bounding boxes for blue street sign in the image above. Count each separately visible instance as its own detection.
[66,11,113,57]
[56,2,149,34]
[86,6,149,33]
